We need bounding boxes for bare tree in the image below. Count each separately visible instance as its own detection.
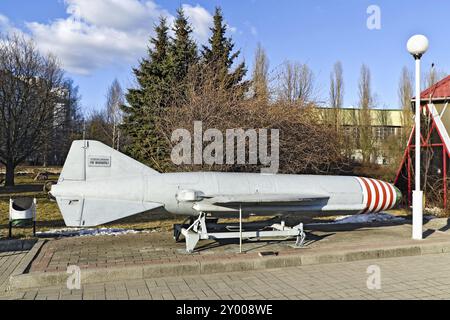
[251,43,270,102]
[105,79,124,150]
[398,66,413,144]
[276,61,315,106]
[0,34,65,186]
[38,78,83,166]
[85,109,111,145]
[159,66,349,175]
[423,64,447,89]
[329,61,344,131]
[358,64,374,163]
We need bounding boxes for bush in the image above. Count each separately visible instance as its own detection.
[158,67,350,174]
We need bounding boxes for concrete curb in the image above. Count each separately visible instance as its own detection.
[9,240,450,290]
[10,240,45,277]
[6,240,45,292]
[0,239,37,252]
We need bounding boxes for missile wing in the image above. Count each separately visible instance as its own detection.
[206,193,330,205]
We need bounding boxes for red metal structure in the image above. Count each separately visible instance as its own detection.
[395,76,450,209]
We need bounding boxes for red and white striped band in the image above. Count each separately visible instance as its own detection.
[355,177,396,214]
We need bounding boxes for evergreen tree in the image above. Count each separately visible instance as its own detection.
[121,17,173,171]
[171,8,198,83]
[122,8,248,172]
[201,7,248,92]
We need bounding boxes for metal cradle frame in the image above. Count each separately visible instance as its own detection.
[174,211,306,253]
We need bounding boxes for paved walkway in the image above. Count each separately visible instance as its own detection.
[4,252,450,300]
[0,251,28,293]
[27,220,450,274]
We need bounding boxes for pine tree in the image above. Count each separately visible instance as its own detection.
[201,7,248,92]
[171,8,198,83]
[121,17,173,171]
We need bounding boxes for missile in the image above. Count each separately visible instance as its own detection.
[50,141,402,228]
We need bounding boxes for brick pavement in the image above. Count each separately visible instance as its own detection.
[28,222,450,274]
[0,251,28,292]
[5,252,450,300]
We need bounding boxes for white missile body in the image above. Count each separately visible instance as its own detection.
[51,141,402,227]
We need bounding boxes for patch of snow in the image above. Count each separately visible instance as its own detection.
[425,207,444,216]
[309,213,405,225]
[36,228,153,238]
[333,213,405,224]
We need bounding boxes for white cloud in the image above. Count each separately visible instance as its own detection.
[182,4,237,42]
[0,14,26,35]
[0,14,10,29]
[22,0,217,75]
[65,0,170,31]
[26,18,148,75]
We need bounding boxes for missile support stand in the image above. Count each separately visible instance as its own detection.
[174,212,306,253]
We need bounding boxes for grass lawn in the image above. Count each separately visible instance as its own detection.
[0,196,188,240]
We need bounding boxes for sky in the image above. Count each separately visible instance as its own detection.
[0,0,449,114]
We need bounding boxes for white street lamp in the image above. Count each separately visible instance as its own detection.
[407,34,429,240]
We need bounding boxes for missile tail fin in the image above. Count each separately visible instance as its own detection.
[59,140,159,183]
[54,140,163,227]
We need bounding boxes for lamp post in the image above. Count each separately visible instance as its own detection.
[407,34,429,240]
